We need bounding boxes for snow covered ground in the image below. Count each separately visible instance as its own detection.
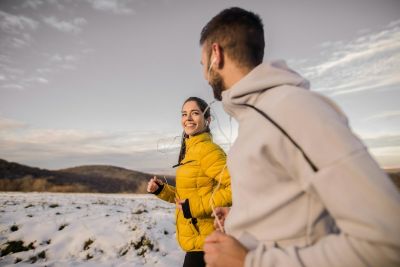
[0,192,184,267]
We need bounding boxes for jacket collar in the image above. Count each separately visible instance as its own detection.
[185,132,211,149]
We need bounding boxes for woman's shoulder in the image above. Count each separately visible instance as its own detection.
[195,139,226,158]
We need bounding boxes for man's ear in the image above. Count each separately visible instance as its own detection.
[211,43,224,68]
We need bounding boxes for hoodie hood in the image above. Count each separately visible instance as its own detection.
[221,60,309,116]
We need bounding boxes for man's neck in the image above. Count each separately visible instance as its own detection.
[222,62,253,90]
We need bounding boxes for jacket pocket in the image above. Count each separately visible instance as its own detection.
[197,218,215,236]
[176,216,200,251]
[188,218,200,235]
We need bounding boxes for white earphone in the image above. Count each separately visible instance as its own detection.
[207,57,217,81]
[208,57,217,72]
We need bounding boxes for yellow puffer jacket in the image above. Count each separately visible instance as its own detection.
[155,132,231,251]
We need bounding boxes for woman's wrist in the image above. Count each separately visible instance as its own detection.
[151,182,164,195]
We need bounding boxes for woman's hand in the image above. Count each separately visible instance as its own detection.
[213,207,230,230]
[147,176,162,193]
[175,198,186,210]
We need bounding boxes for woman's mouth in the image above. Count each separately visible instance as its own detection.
[185,123,196,128]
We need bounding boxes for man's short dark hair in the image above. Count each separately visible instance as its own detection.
[200,7,265,68]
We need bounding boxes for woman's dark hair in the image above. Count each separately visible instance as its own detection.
[178,97,211,164]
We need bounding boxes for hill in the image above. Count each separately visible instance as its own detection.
[0,158,398,193]
[0,159,175,193]
[386,168,400,190]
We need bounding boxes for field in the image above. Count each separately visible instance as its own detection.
[0,193,183,266]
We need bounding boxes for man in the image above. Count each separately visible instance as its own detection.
[200,7,400,267]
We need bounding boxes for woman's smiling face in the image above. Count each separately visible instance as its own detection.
[181,100,207,137]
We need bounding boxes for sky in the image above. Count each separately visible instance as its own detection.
[0,0,399,175]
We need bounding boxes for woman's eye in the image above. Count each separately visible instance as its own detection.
[181,114,187,117]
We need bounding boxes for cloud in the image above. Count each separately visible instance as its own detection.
[46,53,81,71]
[360,132,400,149]
[0,55,27,90]
[36,68,52,74]
[368,146,400,169]
[0,116,27,131]
[50,53,78,63]
[0,11,89,91]
[0,84,25,90]
[22,0,44,9]
[0,120,181,173]
[0,11,40,90]
[388,19,400,28]
[11,36,31,48]
[0,75,50,90]
[0,10,38,33]
[0,8,90,92]
[26,77,49,84]
[0,57,50,90]
[0,10,38,50]
[363,110,400,122]
[0,50,85,91]
[351,129,400,168]
[0,112,236,173]
[43,16,87,34]
[87,0,134,15]
[0,51,84,91]
[293,19,400,96]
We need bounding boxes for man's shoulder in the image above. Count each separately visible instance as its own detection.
[261,85,316,104]
[258,85,344,120]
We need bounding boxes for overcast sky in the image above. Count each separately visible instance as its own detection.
[0,0,399,175]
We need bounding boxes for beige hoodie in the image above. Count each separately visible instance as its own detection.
[221,61,400,267]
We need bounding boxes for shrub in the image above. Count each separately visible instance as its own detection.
[58,223,68,231]
[10,224,19,232]
[38,250,46,259]
[133,235,154,257]
[83,239,94,251]
[0,240,35,256]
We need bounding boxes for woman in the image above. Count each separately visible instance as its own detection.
[147,97,232,267]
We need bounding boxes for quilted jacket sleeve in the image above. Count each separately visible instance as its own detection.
[155,184,176,204]
[188,143,232,218]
